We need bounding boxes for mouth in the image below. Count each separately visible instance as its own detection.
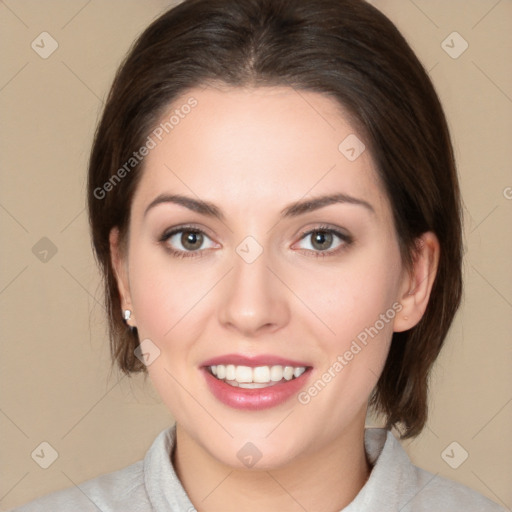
[207,364,307,389]
[201,355,312,410]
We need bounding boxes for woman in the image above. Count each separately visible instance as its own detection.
[12,0,506,510]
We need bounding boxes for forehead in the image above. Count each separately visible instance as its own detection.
[132,85,390,220]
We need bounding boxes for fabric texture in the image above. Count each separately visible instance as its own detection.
[10,425,506,511]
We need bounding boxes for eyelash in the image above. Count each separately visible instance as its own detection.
[159,224,354,259]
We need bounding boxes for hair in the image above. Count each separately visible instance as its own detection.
[87,0,463,438]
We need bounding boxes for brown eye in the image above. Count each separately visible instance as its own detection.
[295,226,353,256]
[181,230,204,250]
[160,227,216,256]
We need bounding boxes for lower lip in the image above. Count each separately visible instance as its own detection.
[203,369,311,410]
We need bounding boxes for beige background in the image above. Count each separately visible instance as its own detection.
[0,0,511,509]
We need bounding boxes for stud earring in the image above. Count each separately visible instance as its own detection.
[122,309,137,333]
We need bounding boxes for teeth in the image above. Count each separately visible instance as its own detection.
[253,366,270,383]
[235,365,253,383]
[209,364,307,385]
[226,364,236,381]
[216,365,226,379]
[293,367,305,378]
[238,382,273,389]
[270,365,284,382]
[283,366,294,380]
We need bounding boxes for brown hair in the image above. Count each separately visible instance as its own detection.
[88,0,463,438]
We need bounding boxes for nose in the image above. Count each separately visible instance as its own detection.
[218,244,291,338]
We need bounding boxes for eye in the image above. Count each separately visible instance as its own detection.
[295,226,353,256]
[159,225,352,259]
[160,226,217,258]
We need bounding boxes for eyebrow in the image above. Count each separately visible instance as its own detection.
[144,192,375,220]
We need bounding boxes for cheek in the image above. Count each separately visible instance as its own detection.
[309,247,401,396]
[127,246,212,417]
[315,253,401,344]
[128,244,211,340]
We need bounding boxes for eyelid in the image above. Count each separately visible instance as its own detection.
[296,223,351,239]
[160,223,216,241]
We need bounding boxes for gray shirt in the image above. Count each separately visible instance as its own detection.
[10,425,505,511]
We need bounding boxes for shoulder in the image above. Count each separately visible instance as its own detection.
[382,430,507,511]
[9,460,148,512]
[406,464,506,511]
[354,428,507,512]
[9,425,192,512]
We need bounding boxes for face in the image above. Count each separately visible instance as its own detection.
[112,86,412,469]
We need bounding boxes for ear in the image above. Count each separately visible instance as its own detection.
[109,227,136,328]
[393,232,440,333]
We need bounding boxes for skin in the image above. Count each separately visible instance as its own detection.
[111,85,439,511]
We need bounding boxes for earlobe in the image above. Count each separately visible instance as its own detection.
[393,232,440,333]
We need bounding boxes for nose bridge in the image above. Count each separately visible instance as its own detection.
[218,238,290,336]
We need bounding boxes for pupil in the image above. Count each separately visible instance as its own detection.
[313,231,332,250]
[182,231,202,250]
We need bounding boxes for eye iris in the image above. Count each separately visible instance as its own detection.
[311,231,332,251]
[181,231,203,250]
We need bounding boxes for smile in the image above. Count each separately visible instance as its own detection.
[202,356,312,410]
[209,364,307,388]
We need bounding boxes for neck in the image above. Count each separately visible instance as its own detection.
[172,415,371,512]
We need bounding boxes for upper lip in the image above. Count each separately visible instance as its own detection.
[201,353,311,368]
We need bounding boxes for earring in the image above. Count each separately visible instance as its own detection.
[122,309,137,333]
